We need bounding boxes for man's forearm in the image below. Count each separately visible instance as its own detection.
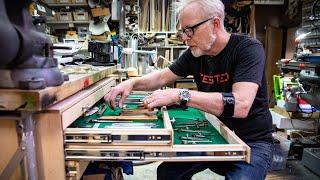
[187,91,224,116]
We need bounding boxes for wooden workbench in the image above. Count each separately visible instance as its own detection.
[0,65,118,111]
[0,65,118,180]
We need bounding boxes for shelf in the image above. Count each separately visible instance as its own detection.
[47,3,88,7]
[136,32,177,34]
[140,46,188,49]
[47,20,90,24]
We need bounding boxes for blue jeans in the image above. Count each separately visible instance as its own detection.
[157,141,273,180]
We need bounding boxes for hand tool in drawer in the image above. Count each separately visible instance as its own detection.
[120,108,158,116]
[83,106,99,116]
[116,96,145,105]
[64,104,172,145]
[98,115,158,121]
[96,103,108,117]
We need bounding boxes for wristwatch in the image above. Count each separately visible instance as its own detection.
[179,89,191,106]
[220,92,235,117]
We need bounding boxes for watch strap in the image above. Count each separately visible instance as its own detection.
[220,92,235,117]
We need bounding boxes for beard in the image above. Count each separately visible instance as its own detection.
[190,33,217,57]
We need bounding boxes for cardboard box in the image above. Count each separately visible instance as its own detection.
[73,12,89,21]
[91,7,110,17]
[57,12,73,21]
[46,14,57,21]
[56,0,72,3]
[43,0,57,3]
[72,0,87,4]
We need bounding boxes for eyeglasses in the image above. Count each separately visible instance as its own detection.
[176,17,214,40]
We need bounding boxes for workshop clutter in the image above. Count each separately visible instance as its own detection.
[53,11,90,21]
[44,0,87,3]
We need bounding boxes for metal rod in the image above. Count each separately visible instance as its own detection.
[21,112,38,180]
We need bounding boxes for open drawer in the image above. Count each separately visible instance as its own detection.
[64,92,173,146]
[64,98,250,163]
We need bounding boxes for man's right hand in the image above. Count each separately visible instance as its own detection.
[104,79,135,110]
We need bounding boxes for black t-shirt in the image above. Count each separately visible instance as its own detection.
[169,34,273,142]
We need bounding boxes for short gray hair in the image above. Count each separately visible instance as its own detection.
[175,0,225,20]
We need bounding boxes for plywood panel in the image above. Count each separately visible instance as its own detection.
[285,27,299,59]
[34,112,66,180]
[0,120,23,180]
[265,26,283,107]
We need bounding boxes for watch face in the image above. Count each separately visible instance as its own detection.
[180,89,191,101]
[226,97,235,104]
[182,91,190,98]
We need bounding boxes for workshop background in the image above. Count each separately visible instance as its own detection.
[0,0,319,180]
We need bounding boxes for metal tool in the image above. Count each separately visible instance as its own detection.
[181,139,212,144]
[192,134,207,138]
[174,122,208,129]
[90,119,133,123]
[180,136,208,141]
[84,107,99,117]
[174,119,207,126]
[116,97,145,104]
[97,104,108,117]
[173,128,211,134]
[110,122,156,127]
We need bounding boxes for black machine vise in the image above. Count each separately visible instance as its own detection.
[0,0,68,90]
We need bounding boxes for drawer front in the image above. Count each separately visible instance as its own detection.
[64,145,247,162]
[61,78,116,129]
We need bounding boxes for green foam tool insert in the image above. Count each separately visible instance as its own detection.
[165,107,228,145]
[69,94,228,145]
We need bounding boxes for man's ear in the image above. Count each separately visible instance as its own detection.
[212,17,221,28]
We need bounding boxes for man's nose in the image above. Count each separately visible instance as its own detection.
[180,34,191,45]
[181,33,191,41]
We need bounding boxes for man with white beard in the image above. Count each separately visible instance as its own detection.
[105,0,273,179]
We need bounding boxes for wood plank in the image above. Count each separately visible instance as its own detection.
[248,5,256,38]
[0,120,23,180]
[265,26,282,107]
[0,66,118,111]
[48,78,115,113]
[99,115,158,120]
[285,27,299,59]
[34,112,66,180]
